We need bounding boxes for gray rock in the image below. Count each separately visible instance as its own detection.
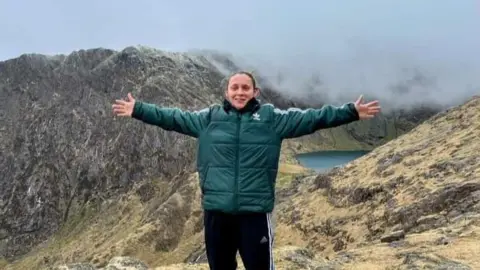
[434,236,450,246]
[384,182,480,234]
[380,230,405,243]
[54,263,96,270]
[397,252,472,270]
[184,246,208,264]
[102,256,148,270]
[412,214,448,233]
[280,246,351,270]
[53,256,148,270]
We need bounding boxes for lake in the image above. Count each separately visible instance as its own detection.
[296,150,370,172]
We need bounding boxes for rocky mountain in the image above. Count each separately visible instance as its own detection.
[0,46,439,269]
[45,94,479,270]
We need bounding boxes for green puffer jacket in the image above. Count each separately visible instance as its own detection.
[132,98,359,214]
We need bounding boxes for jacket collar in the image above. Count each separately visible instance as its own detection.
[223,98,260,114]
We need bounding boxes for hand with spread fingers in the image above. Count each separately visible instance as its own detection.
[354,95,381,120]
[112,93,136,117]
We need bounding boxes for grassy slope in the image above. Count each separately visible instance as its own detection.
[272,95,480,269]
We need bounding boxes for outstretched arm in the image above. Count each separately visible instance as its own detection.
[274,95,380,139]
[112,93,211,138]
[132,101,210,137]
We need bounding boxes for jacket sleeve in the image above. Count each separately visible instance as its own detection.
[131,101,211,138]
[273,103,360,139]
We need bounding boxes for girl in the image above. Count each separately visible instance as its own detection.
[112,71,380,270]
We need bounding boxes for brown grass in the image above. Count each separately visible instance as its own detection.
[271,96,480,269]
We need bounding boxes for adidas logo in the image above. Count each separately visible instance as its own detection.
[260,236,268,244]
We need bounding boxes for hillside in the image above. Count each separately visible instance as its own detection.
[272,95,480,269]
[44,95,480,270]
[0,46,438,269]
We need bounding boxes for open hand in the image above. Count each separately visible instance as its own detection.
[112,92,136,117]
[354,95,381,120]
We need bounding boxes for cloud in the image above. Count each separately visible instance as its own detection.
[190,1,480,111]
[209,34,480,111]
[1,0,479,111]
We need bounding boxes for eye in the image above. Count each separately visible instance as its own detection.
[241,85,250,90]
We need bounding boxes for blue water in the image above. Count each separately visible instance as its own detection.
[296,150,370,172]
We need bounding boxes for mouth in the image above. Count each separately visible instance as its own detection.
[234,97,247,103]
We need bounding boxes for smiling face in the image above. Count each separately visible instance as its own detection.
[225,72,259,110]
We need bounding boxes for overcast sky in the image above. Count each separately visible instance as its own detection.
[1,0,479,107]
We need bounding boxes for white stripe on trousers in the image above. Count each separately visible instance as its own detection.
[266,212,275,270]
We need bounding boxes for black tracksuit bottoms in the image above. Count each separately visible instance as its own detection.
[204,210,275,270]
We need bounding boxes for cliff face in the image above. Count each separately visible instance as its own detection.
[0,46,438,269]
[0,47,219,259]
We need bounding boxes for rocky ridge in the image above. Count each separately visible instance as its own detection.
[0,46,439,269]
